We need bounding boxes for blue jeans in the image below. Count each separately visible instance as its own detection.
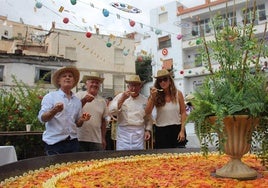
[44,138,79,155]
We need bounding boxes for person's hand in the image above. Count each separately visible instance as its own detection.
[82,112,91,121]
[83,94,95,103]
[177,131,185,142]
[121,90,132,100]
[76,112,91,127]
[149,87,157,100]
[52,103,64,113]
[144,130,151,141]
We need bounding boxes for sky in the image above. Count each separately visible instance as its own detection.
[1,0,203,35]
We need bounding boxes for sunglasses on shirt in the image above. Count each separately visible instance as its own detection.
[157,77,169,83]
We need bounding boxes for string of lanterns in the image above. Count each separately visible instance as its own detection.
[34,0,190,42]
[34,0,205,75]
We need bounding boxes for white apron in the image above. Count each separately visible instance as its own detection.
[116,125,145,151]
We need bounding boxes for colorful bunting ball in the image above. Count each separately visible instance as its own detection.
[162,48,168,56]
[86,32,92,38]
[102,9,109,17]
[155,29,161,35]
[63,17,69,24]
[177,34,183,40]
[196,38,202,45]
[70,0,77,5]
[106,42,112,48]
[35,2,42,9]
[188,70,192,74]
[123,50,129,56]
[129,20,135,27]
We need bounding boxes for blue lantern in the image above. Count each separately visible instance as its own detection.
[102,9,109,17]
[35,2,42,9]
[70,0,77,5]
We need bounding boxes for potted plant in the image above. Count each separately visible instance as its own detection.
[187,1,268,179]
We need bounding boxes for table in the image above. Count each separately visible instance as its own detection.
[0,146,18,166]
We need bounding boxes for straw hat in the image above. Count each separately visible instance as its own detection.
[125,75,144,84]
[185,94,195,103]
[154,69,171,78]
[52,66,80,89]
[82,72,104,83]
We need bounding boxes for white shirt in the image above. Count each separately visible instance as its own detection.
[156,101,181,127]
[109,93,152,131]
[38,89,82,145]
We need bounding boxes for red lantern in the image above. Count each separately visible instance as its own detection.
[162,48,168,56]
[180,70,184,74]
[63,17,69,24]
[86,32,92,38]
[129,20,135,27]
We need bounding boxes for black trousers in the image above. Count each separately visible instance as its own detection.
[154,124,187,149]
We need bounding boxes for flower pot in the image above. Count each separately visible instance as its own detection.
[213,115,258,179]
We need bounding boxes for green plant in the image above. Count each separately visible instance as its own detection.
[0,90,25,131]
[135,55,152,83]
[0,75,47,131]
[187,1,268,163]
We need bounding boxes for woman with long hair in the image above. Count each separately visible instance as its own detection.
[145,69,187,148]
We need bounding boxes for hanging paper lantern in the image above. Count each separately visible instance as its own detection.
[129,20,135,27]
[63,17,69,24]
[70,0,77,5]
[162,48,168,56]
[106,42,112,48]
[177,34,183,40]
[86,32,92,38]
[35,2,42,9]
[155,29,161,35]
[123,50,129,56]
[180,70,184,74]
[196,38,202,45]
[102,9,109,17]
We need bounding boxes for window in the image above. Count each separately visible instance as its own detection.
[4,30,8,36]
[191,18,211,37]
[158,35,171,49]
[257,4,266,21]
[159,12,168,24]
[194,54,202,67]
[17,33,23,40]
[0,65,4,81]
[162,58,173,70]
[35,67,54,84]
[114,48,124,64]
[243,4,266,24]
[223,12,237,26]
[113,75,125,94]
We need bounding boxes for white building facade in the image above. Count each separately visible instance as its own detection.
[138,0,268,96]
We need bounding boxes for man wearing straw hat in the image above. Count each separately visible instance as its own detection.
[109,75,152,150]
[38,66,91,155]
[76,72,108,151]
